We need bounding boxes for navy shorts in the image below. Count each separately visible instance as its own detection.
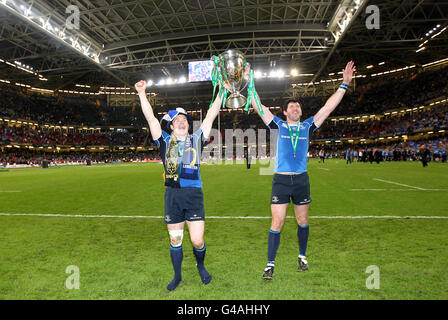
[271,173,311,205]
[164,187,205,224]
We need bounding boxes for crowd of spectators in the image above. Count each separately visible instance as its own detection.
[1,65,447,129]
[1,150,161,167]
[1,64,447,166]
[309,138,448,163]
[0,124,149,147]
[2,103,446,149]
[0,87,105,125]
[315,105,448,139]
[322,65,448,117]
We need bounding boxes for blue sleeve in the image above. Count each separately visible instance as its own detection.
[193,128,205,142]
[305,117,319,136]
[267,116,282,130]
[154,130,170,147]
[193,128,207,150]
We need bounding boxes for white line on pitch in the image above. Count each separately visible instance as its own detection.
[317,167,330,171]
[0,213,159,219]
[373,178,428,190]
[0,213,447,219]
[352,188,448,191]
[351,189,415,191]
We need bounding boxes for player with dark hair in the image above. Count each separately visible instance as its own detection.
[250,61,356,280]
[244,145,251,169]
[346,148,352,164]
[420,144,430,167]
[318,149,325,163]
[135,79,225,291]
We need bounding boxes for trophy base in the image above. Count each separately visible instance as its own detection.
[225,93,247,109]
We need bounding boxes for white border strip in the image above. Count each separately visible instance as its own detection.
[0,213,447,219]
[373,178,427,190]
[350,188,448,191]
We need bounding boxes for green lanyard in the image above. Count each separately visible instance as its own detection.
[171,135,184,157]
[178,141,184,157]
[287,122,301,159]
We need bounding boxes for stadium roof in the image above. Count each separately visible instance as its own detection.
[1,0,447,107]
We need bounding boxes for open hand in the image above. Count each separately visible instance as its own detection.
[220,78,232,91]
[343,61,356,84]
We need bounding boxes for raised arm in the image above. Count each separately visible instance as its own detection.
[244,64,274,126]
[200,83,226,139]
[135,80,162,140]
[314,61,356,128]
[251,91,274,126]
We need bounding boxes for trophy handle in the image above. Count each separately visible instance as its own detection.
[239,62,251,92]
[240,78,249,92]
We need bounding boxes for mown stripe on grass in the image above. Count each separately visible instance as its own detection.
[0,213,447,219]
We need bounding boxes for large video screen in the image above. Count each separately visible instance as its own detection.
[188,60,214,82]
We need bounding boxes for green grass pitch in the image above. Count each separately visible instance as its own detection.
[0,159,447,300]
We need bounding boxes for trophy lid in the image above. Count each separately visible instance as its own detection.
[218,50,246,83]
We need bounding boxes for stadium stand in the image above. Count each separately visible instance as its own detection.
[1,65,447,167]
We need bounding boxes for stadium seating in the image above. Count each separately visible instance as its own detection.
[1,65,447,166]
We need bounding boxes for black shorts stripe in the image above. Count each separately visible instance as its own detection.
[271,173,311,205]
[164,187,205,224]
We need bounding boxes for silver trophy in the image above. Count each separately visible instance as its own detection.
[217,50,249,109]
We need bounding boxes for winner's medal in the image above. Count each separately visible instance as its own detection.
[287,122,300,159]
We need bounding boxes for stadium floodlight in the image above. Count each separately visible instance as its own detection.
[178,76,187,84]
[0,0,102,64]
[276,70,285,78]
[422,57,448,68]
[166,78,174,85]
[1,59,41,77]
[328,0,368,43]
[290,69,298,77]
[431,27,447,39]
[267,69,285,78]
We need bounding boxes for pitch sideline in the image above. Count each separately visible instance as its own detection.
[0,212,447,219]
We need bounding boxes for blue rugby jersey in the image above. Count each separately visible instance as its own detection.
[267,116,319,173]
[154,128,207,188]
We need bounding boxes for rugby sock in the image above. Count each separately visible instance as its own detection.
[167,245,183,291]
[267,229,281,266]
[297,224,309,257]
[193,244,212,285]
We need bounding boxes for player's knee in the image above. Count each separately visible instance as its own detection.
[190,231,204,249]
[191,238,204,249]
[270,219,285,232]
[169,229,184,247]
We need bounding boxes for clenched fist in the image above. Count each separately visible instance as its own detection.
[135,80,146,94]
